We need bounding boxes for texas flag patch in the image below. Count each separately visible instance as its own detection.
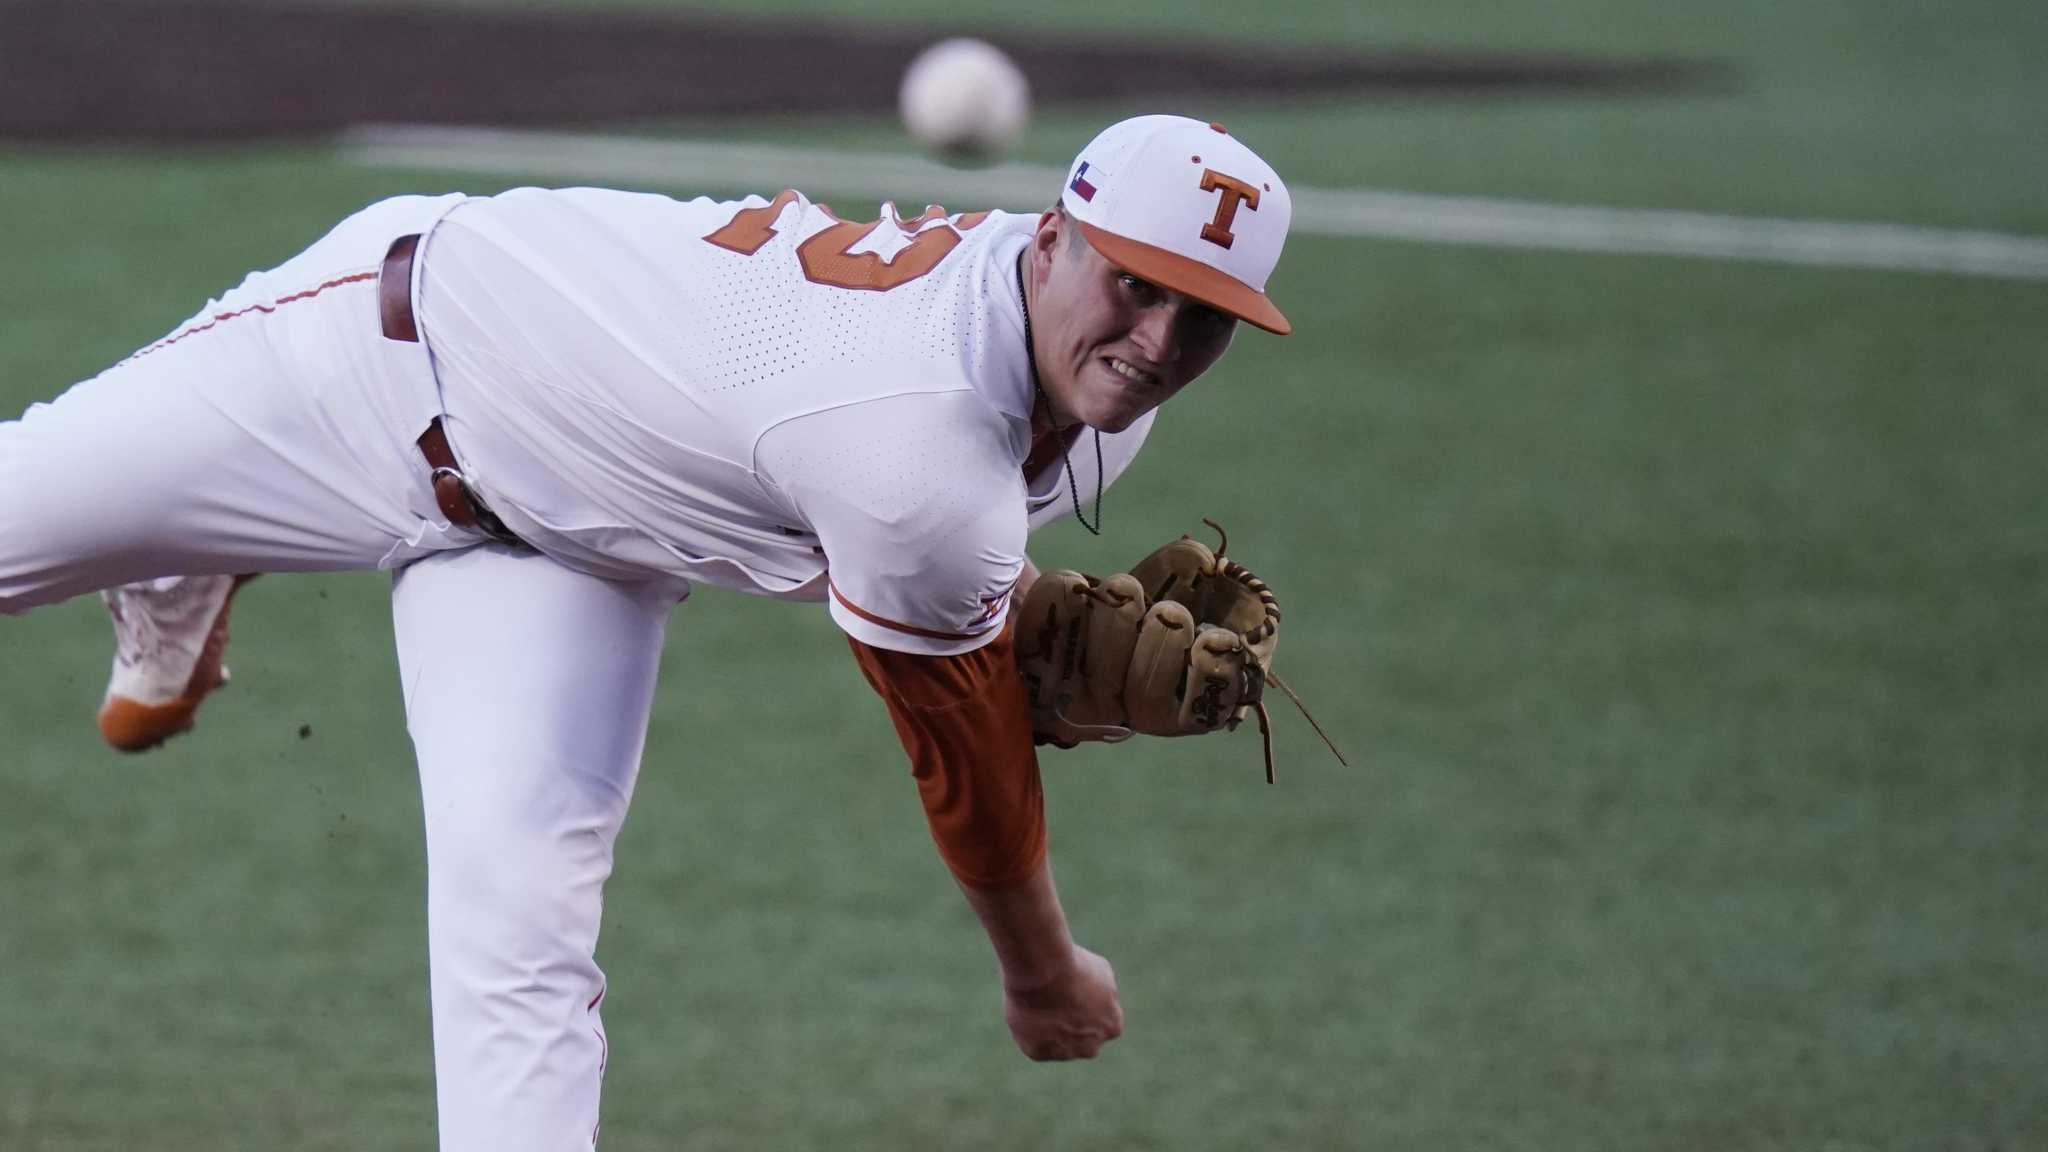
[1068,161,1098,202]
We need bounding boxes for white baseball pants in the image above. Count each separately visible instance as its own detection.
[0,196,678,1149]
[396,543,671,1151]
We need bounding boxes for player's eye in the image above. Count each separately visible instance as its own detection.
[1118,273,1161,305]
[1187,304,1232,335]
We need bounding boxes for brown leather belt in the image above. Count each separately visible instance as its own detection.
[379,232,524,547]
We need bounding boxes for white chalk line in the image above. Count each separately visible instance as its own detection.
[337,125,2048,283]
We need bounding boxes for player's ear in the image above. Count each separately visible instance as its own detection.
[1031,208,1063,267]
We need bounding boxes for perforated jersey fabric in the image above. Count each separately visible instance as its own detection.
[415,187,1152,655]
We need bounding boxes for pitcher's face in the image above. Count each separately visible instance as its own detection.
[1025,212,1237,433]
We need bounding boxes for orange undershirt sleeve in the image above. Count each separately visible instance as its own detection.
[848,622,1047,890]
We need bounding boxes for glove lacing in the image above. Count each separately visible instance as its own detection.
[1199,519,1346,783]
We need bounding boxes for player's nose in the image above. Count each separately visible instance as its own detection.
[1126,303,1178,365]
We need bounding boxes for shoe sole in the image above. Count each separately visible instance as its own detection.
[98,574,255,753]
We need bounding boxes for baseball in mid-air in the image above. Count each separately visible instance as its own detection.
[898,38,1031,161]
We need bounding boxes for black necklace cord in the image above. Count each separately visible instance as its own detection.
[1016,251,1104,536]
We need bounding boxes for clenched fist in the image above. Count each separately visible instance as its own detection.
[1002,944,1124,1061]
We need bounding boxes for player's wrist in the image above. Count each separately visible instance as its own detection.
[959,857,1078,991]
[998,941,1083,996]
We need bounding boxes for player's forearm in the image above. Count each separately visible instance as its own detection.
[957,854,1076,990]
[844,632,1117,1055]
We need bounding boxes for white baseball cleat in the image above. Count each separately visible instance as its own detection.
[98,574,255,752]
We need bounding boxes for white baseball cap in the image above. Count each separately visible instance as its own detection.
[1059,114,1293,335]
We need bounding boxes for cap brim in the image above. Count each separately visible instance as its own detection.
[1074,220,1291,336]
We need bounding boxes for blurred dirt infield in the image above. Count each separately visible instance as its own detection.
[0,0,1712,142]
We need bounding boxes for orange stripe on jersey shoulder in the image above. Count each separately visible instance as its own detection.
[831,580,1000,643]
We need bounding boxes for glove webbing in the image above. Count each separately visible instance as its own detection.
[1192,520,1342,784]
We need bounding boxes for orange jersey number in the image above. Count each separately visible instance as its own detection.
[705,191,990,292]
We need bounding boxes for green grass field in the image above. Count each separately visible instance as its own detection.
[4,1,2046,1149]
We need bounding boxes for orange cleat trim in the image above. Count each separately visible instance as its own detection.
[97,696,205,753]
[97,574,252,753]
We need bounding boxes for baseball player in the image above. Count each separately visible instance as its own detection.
[2,114,1292,1149]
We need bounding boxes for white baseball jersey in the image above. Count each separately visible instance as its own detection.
[416,188,1152,655]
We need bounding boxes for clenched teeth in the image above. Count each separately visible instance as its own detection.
[1107,357,1158,385]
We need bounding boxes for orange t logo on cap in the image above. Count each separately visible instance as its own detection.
[1198,169,1261,250]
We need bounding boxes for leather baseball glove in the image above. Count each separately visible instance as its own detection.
[1014,521,1344,782]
